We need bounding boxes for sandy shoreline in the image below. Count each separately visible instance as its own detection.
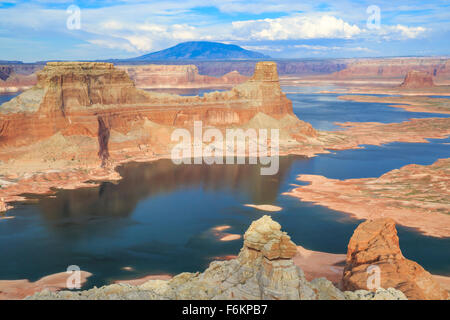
[284,158,450,238]
[0,271,92,300]
[338,95,450,115]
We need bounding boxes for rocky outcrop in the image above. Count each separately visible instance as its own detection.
[0,61,314,157]
[400,70,435,88]
[27,216,407,300]
[0,61,319,205]
[342,218,448,300]
[118,64,248,88]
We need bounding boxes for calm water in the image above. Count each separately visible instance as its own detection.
[0,90,449,289]
[0,92,19,104]
[286,90,449,131]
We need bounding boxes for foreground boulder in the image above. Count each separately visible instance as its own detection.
[342,218,448,300]
[28,216,406,300]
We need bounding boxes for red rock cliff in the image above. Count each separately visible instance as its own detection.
[0,61,315,165]
[342,218,448,300]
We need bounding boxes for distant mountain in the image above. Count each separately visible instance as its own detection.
[130,41,270,61]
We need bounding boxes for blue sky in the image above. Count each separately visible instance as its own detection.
[0,0,449,62]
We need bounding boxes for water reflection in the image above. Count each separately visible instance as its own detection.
[36,157,301,226]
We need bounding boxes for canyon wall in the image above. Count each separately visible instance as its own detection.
[118,64,248,88]
[342,218,448,300]
[331,57,450,80]
[400,70,435,88]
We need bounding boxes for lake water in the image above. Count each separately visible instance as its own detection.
[0,89,449,289]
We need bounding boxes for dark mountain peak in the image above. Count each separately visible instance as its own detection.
[131,41,270,61]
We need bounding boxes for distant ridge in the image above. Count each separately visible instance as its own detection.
[130,41,270,61]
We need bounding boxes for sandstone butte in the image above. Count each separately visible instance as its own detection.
[1,61,449,212]
[342,218,448,300]
[291,58,450,96]
[27,215,411,300]
[400,70,435,88]
[284,158,450,238]
[118,64,248,89]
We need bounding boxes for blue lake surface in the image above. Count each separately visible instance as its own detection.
[0,90,449,289]
[287,91,449,131]
[0,92,19,104]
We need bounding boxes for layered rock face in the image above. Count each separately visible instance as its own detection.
[118,64,248,88]
[400,70,435,88]
[0,60,317,192]
[342,218,448,300]
[36,62,150,112]
[0,64,42,93]
[28,216,406,300]
[332,58,450,80]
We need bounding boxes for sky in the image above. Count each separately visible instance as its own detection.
[0,0,449,62]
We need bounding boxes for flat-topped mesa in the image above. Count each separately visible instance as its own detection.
[342,218,448,300]
[36,62,149,114]
[0,60,317,169]
[400,70,435,88]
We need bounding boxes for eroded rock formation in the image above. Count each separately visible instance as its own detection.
[0,61,319,208]
[0,61,312,150]
[1,60,449,213]
[400,70,435,88]
[342,218,448,300]
[0,61,315,168]
[28,216,407,300]
[118,64,248,88]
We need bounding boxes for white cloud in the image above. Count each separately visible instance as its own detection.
[232,15,362,40]
[123,35,153,51]
[0,1,438,60]
[386,25,426,39]
[242,45,283,52]
[88,39,137,52]
[293,44,373,52]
